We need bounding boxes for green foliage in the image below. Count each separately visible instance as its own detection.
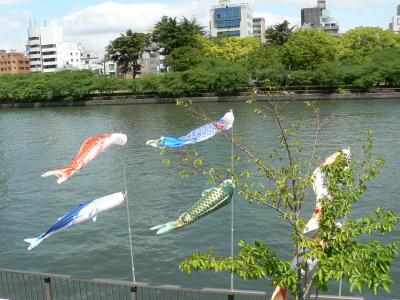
[265,20,296,46]
[161,101,399,300]
[3,25,400,104]
[106,29,150,78]
[198,35,261,62]
[181,240,298,293]
[0,71,126,103]
[165,46,203,72]
[240,46,281,76]
[281,29,339,70]
[339,27,400,60]
[152,16,203,57]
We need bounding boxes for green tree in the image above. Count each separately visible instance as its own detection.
[159,100,399,300]
[165,46,204,72]
[339,27,400,60]
[152,16,203,57]
[106,29,150,79]
[281,29,339,70]
[198,35,261,62]
[265,20,296,46]
[368,49,400,86]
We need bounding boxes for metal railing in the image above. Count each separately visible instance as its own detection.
[0,268,363,300]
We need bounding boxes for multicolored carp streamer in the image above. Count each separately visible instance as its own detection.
[146,110,234,149]
[24,192,125,251]
[150,179,234,235]
[42,133,127,184]
[271,286,287,300]
[272,149,350,299]
[304,148,350,233]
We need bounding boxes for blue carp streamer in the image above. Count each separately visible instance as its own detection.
[146,110,234,149]
[24,192,125,251]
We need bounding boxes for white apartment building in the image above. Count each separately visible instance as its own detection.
[27,25,82,73]
[81,50,103,74]
[389,4,400,34]
[253,17,266,43]
[210,2,253,38]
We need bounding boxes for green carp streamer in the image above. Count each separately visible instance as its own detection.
[150,179,234,235]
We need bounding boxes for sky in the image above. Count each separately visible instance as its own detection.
[0,0,399,53]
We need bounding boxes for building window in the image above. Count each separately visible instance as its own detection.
[217,30,240,37]
[29,37,39,41]
[397,18,400,25]
[29,51,41,55]
[214,7,241,29]
[42,44,56,49]
[216,19,240,28]
[43,65,57,69]
[43,58,56,62]
[42,51,56,56]
[109,64,115,71]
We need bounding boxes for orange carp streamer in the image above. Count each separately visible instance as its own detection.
[41,133,127,184]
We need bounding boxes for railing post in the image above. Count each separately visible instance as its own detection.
[130,286,137,300]
[228,294,234,300]
[43,277,52,300]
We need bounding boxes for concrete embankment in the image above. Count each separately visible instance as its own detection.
[1,92,400,108]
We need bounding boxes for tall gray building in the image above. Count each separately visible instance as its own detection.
[301,0,339,36]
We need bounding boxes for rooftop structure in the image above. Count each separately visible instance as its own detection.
[26,25,82,73]
[389,4,400,34]
[301,0,339,36]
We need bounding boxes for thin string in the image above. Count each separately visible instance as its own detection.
[110,110,136,283]
[122,160,136,283]
[230,123,234,291]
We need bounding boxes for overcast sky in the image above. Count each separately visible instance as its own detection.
[0,0,399,53]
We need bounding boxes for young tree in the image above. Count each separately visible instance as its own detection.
[281,29,339,70]
[265,20,296,46]
[106,29,150,79]
[159,98,399,300]
[152,16,203,57]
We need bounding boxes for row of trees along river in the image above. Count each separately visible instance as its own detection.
[1,18,400,103]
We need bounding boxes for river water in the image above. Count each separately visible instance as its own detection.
[0,100,399,299]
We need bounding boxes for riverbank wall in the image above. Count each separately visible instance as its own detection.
[1,92,400,108]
